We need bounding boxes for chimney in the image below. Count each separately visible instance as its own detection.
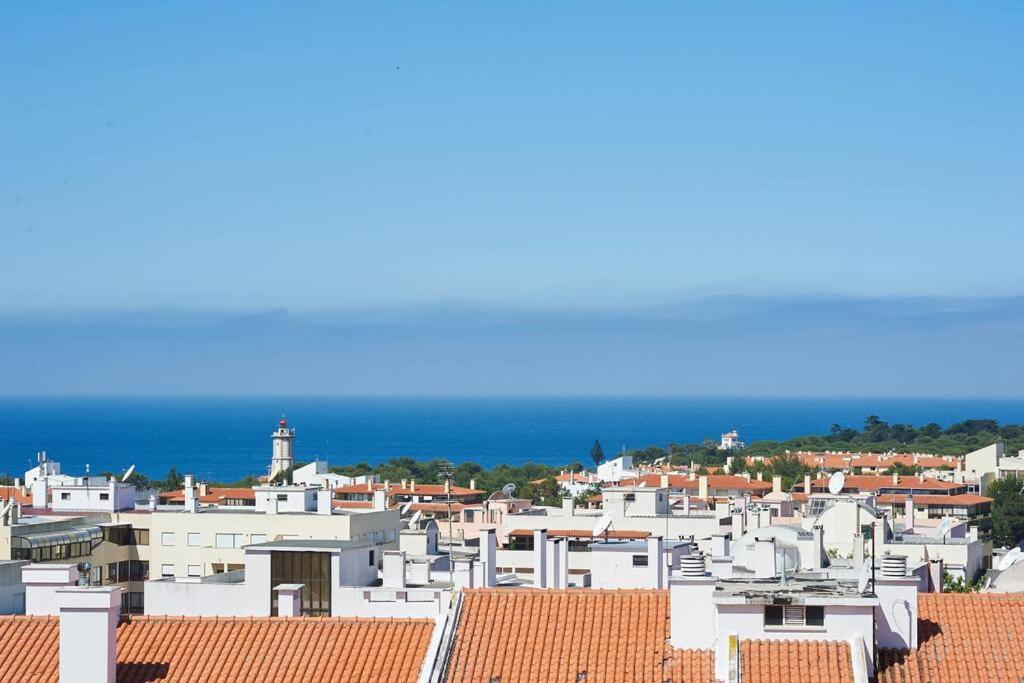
[383,551,407,588]
[756,472,763,482]
[682,495,691,515]
[561,497,574,517]
[669,556,715,650]
[453,558,475,589]
[742,472,751,483]
[317,489,333,515]
[401,479,407,489]
[372,489,387,511]
[274,584,303,617]
[469,478,476,491]
[23,564,79,615]
[148,494,157,511]
[198,481,209,497]
[772,476,781,495]
[184,474,195,489]
[903,496,914,534]
[57,587,121,683]
[660,474,670,488]
[184,484,198,513]
[366,480,373,492]
[410,479,416,492]
[533,529,547,588]
[31,478,47,508]
[754,538,777,578]
[546,538,563,589]
[892,472,899,485]
[812,525,824,569]
[711,534,730,558]
[698,476,708,500]
[481,529,497,588]
[875,555,919,649]
[853,533,866,568]
[384,479,390,490]
[803,474,812,495]
[648,536,664,589]
[929,559,944,593]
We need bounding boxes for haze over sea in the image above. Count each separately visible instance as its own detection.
[1,397,1023,482]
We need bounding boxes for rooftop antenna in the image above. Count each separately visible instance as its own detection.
[438,460,455,590]
[857,559,872,594]
[827,471,846,495]
[501,483,517,498]
[121,464,136,482]
[592,510,613,542]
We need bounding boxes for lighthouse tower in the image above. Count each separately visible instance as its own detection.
[270,417,296,480]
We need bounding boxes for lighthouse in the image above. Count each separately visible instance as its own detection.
[270,417,296,480]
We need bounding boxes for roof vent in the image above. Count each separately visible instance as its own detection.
[881,554,907,578]
[680,554,706,577]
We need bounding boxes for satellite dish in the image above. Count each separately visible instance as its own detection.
[637,481,647,488]
[408,510,422,527]
[501,483,517,497]
[997,547,1022,571]
[400,501,413,515]
[592,510,614,538]
[937,517,952,540]
[827,472,846,495]
[122,464,136,482]
[857,560,872,594]
[0,500,13,520]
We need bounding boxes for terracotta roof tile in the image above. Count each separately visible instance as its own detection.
[875,493,993,506]
[810,475,962,492]
[741,639,852,683]
[447,589,715,683]
[507,528,650,540]
[0,486,32,505]
[615,474,772,493]
[877,593,1024,683]
[0,615,434,682]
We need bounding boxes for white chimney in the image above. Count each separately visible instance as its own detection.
[147,494,157,511]
[875,556,918,649]
[772,476,781,495]
[803,474,812,495]
[682,495,691,515]
[559,537,569,587]
[317,489,333,515]
[648,536,664,589]
[184,474,195,489]
[660,474,670,488]
[929,558,944,593]
[469,478,476,491]
[698,476,708,499]
[481,529,497,588]
[903,496,914,534]
[546,538,562,589]
[754,538,777,579]
[32,478,47,508]
[561,497,574,516]
[57,586,121,683]
[274,584,303,617]
[184,484,198,513]
[410,479,416,492]
[23,563,79,615]
[756,472,763,482]
[533,529,547,588]
[383,551,407,588]
[711,534,730,559]
[372,489,387,511]
[453,558,475,589]
[892,472,899,485]
[669,556,715,650]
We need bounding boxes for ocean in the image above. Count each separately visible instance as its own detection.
[1,397,1022,482]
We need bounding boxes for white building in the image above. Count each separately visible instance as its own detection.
[720,430,745,450]
[269,417,296,480]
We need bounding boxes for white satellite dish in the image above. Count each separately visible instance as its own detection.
[997,547,1022,571]
[400,501,413,515]
[0,500,13,520]
[937,517,953,540]
[637,481,647,488]
[501,483,517,497]
[122,464,136,482]
[857,560,872,594]
[827,471,846,495]
[408,510,422,527]
[592,510,614,538]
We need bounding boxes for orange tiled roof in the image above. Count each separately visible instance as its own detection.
[875,493,993,506]
[614,474,772,493]
[447,589,715,683]
[333,500,374,509]
[158,487,256,504]
[878,593,1024,682]
[811,475,961,492]
[333,483,483,497]
[789,452,956,471]
[740,639,852,683]
[0,486,31,505]
[0,615,434,683]
[507,528,650,540]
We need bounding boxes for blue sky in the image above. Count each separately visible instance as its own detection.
[3,2,1022,313]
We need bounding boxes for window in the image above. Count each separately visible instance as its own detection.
[128,592,144,614]
[187,564,202,577]
[99,493,109,501]
[107,562,118,584]
[132,528,149,545]
[632,554,649,567]
[161,532,175,546]
[187,532,201,547]
[277,493,289,502]
[368,550,375,566]
[270,551,331,617]
[161,564,174,577]
[118,561,129,583]
[130,561,148,581]
[215,533,244,549]
[61,493,70,501]
[624,493,636,502]
[764,605,824,628]
[250,534,267,545]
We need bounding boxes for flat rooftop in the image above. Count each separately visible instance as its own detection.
[711,576,874,603]
[246,539,376,551]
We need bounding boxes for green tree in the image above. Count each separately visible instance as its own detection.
[159,467,183,492]
[884,463,923,477]
[989,475,1024,548]
[591,439,605,468]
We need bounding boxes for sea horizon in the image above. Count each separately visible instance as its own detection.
[2,396,1022,482]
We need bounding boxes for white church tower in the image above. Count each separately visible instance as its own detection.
[270,417,296,480]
